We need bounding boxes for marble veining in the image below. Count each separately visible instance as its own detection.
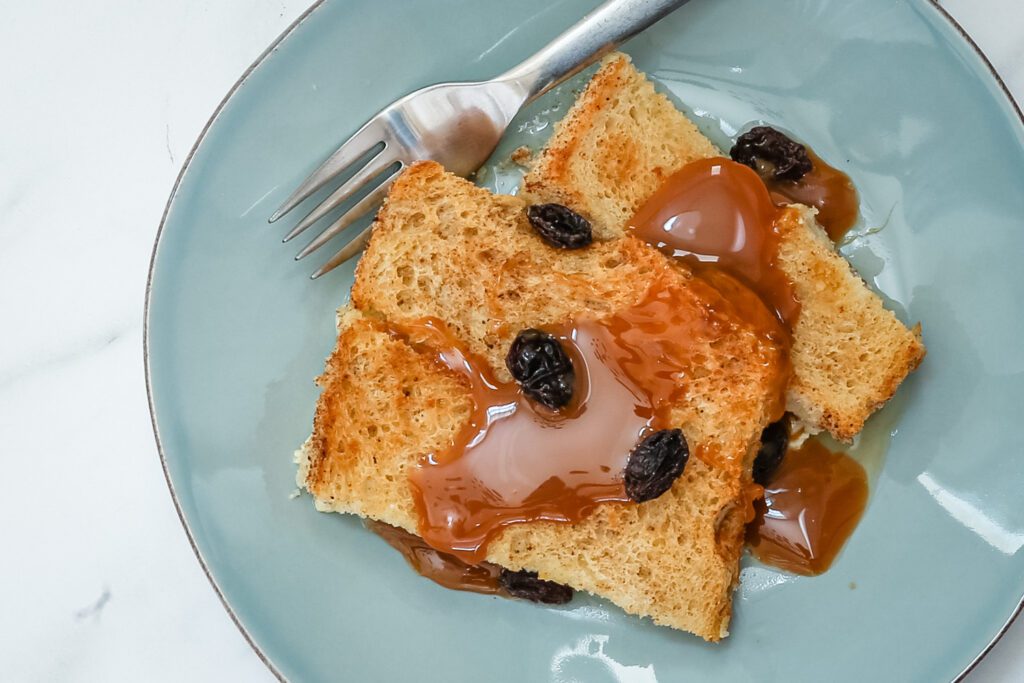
[0,1,1020,680]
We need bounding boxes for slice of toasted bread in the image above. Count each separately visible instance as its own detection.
[774,206,924,437]
[523,53,925,440]
[301,161,789,640]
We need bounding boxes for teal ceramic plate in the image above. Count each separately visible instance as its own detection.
[146,1,1024,680]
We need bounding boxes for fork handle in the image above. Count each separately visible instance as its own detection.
[499,0,690,103]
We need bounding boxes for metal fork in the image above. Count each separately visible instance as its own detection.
[270,0,689,278]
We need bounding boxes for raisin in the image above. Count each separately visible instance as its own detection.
[625,429,689,502]
[506,329,575,409]
[753,416,790,486]
[526,204,593,249]
[499,568,573,604]
[730,126,813,181]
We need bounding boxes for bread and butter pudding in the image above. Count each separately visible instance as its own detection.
[295,54,924,642]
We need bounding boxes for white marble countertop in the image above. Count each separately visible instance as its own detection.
[1,1,1020,680]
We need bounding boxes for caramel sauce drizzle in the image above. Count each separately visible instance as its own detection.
[628,157,800,328]
[389,277,759,564]
[365,520,505,595]
[764,148,859,242]
[747,438,869,575]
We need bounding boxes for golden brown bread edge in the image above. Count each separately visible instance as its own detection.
[522,53,925,440]
[301,161,789,640]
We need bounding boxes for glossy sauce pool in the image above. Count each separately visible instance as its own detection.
[629,157,799,328]
[747,438,869,575]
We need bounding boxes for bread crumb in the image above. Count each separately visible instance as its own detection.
[510,145,533,168]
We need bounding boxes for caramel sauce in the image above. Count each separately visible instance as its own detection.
[747,438,869,575]
[764,148,859,242]
[365,520,505,594]
[388,276,778,563]
[628,158,800,328]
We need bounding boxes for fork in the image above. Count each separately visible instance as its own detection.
[270,0,689,278]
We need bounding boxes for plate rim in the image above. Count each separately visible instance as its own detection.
[143,2,1024,681]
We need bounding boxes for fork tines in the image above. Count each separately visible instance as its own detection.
[269,119,401,278]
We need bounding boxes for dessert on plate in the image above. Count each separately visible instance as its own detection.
[295,54,924,642]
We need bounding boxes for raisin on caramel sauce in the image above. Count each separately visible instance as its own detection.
[730,126,859,241]
[765,148,859,242]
